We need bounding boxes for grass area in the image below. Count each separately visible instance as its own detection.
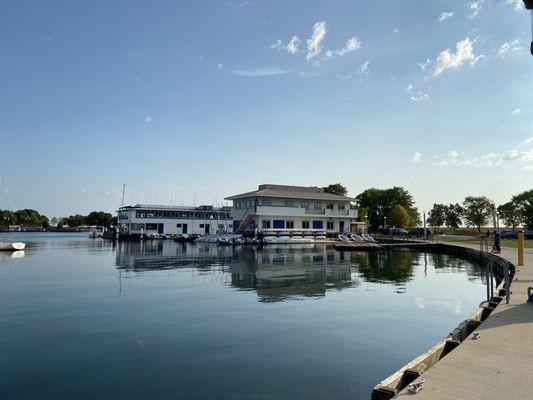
[437,236,533,249]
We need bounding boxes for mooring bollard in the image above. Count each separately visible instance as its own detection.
[518,231,525,266]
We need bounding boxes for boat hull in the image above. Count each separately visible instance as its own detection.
[0,242,26,251]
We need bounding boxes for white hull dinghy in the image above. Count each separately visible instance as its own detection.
[0,242,26,251]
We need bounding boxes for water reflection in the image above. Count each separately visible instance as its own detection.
[114,242,485,303]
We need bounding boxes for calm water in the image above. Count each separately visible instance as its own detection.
[0,233,486,399]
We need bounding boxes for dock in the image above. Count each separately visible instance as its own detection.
[334,241,431,252]
[392,243,533,400]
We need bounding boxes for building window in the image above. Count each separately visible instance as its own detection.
[326,203,334,210]
[302,221,310,229]
[314,202,322,210]
[177,224,182,228]
[286,221,294,229]
[301,201,309,209]
[327,221,334,230]
[285,200,294,207]
[273,220,285,229]
[199,224,204,228]
[130,223,145,230]
[262,220,271,229]
[338,203,346,210]
[146,223,157,230]
[262,199,271,206]
[312,220,323,230]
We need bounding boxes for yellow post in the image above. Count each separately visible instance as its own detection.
[518,231,525,266]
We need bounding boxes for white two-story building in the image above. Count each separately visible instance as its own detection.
[117,204,233,237]
[225,184,360,235]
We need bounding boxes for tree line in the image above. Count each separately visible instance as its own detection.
[0,209,115,229]
[427,189,533,231]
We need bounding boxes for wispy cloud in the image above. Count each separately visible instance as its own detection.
[410,92,430,102]
[410,152,422,163]
[497,39,522,57]
[325,36,361,58]
[230,67,291,77]
[432,148,533,167]
[357,59,370,74]
[505,0,524,10]
[469,0,485,18]
[433,38,482,77]
[438,11,454,21]
[523,137,533,144]
[271,35,301,54]
[306,21,327,60]
[392,27,399,34]
[144,116,152,123]
[512,108,521,115]
[418,58,432,71]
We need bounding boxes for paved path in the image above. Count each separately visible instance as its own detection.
[396,243,533,400]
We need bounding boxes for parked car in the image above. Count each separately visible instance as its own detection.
[499,230,518,239]
[408,227,432,237]
[389,228,409,236]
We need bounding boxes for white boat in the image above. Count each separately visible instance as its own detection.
[338,235,350,243]
[0,241,26,251]
[350,234,365,242]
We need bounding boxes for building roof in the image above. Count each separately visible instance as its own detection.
[118,204,230,211]
[225,184,356,202]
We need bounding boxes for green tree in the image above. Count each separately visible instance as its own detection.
[462,196,492,232]
[388,204,410,228]
[445,203,463,229]
[0,209,15,228]
[512,189,533,229]
[323,183,348,196]
[357,207,368,223]
[64,214,86,228]
[356,187,419,228]
[86,211,113,227]
[14,209,47,227]
[497,201,522,229]
[427,203,447,231]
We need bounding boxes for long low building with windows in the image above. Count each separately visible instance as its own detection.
[117,204,233,237]
[225,184,361,235]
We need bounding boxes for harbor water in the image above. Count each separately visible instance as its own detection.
[0,233,487,399]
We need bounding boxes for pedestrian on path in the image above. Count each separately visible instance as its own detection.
[492,231,501,254]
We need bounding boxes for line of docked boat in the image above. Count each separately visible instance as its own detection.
[0,241,26,251]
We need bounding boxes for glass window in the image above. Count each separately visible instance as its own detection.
[301,201,309,209]
[338,203,346,210]
[314,202,322,210]
[261,199,271,206]
[302,221,310,229]
[286,221,294,229]
[285,200,294,207]
[326,203,334,210]
[146,223,157,230]
[176,223,182,228]
[262,220,271,229]
[327,221,334,230]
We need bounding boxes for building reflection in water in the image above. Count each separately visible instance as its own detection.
[114,242,484,302]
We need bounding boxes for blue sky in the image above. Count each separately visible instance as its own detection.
[1,0,532,217]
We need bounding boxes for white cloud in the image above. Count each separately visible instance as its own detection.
[497,39,522,57]
[306,21,327,60]
[271,35,301,54]
[418,58,432,71]
[230,67,291,77]
[218,63,224,69]
[325,36,361,58]
[432,150,460,166]
[438,11,454,21]
[469,0,485,18]
[505,0,524,10]
[144,116,152,123]
[410,92,429,102]
[410,152,422,163]
[406,83,414,92]
[523,137,533,144]
[393,28,399,34]
[512,108,521,115]
[358,59,370,74]
[433,38,481,76]
[524,165,533,171]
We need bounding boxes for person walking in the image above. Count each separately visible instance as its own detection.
[492,231,501,254]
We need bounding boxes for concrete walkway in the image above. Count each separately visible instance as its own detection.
[396,243,533,400]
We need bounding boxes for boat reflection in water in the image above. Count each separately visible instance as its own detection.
[0,250,25,261]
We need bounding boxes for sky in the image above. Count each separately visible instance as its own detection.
[0,0,532,218]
